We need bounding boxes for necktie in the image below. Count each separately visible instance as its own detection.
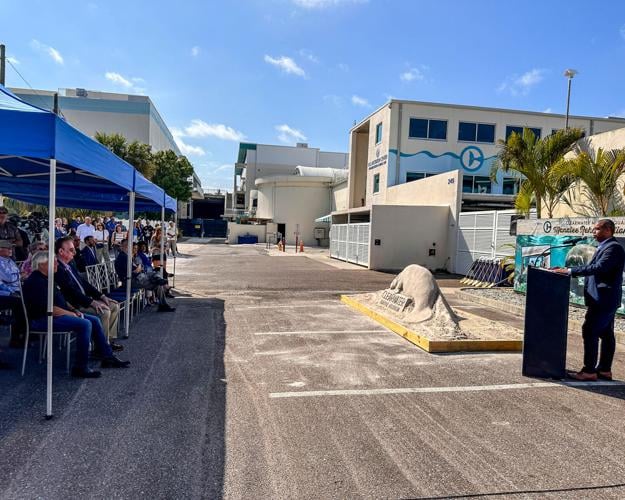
[66,264,86,295]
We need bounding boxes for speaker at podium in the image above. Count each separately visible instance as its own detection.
[523,266,571,379]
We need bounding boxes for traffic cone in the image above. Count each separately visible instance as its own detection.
[299,240,304,253]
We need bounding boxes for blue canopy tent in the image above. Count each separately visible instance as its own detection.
[0,84,176,418]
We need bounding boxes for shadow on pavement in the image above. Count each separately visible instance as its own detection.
[0,297,227,499]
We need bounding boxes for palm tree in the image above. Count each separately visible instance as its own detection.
[553,142,625,216]
[492,127,585,218]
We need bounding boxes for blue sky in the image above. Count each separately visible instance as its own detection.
[2,0,625,191]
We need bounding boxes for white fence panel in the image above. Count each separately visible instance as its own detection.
[329,223,370,267]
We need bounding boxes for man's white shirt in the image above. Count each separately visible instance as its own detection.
[76,223,96,241]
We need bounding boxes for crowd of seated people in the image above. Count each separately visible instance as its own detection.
[0,210,178,372]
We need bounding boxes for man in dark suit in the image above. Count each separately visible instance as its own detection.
[54,236,122,349]
[554,219,625,381]
[81,235,99,267]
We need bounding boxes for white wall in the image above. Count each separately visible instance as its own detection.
[332,182,348,211]
[227,223,266,244]
[256,179,332,246]
[61,109,150,144]
[369,205,450,271]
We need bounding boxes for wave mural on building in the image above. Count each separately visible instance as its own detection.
[387,147,498,186]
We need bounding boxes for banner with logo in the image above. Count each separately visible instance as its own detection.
[515,217,625,314]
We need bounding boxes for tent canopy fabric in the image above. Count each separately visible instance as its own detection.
[0,85,176,212]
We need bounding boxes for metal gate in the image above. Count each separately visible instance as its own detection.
[330,223,370,267]
[455,209,536,275]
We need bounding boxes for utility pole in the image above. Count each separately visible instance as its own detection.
[0,44,6,86]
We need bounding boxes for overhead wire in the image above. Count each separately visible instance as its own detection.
[5,58,65,117]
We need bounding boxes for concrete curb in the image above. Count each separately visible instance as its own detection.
[340,295,523,354]
[457,289,625,346]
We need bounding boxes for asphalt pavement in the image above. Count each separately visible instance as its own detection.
[2,242,625,499]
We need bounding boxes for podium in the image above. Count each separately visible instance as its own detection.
[522,267,571,379]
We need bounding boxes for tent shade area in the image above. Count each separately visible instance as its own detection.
[0,84,177,418]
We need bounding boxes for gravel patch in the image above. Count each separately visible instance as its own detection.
[462,287,625,334]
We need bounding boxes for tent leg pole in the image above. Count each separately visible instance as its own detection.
[160,207,165,279]
[46,159,56,420]
[124,191,135,338]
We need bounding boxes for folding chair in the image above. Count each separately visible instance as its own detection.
[19,282,75,376]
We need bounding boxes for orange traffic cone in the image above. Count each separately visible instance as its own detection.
[299,240,304,253]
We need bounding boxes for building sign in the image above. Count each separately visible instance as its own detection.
[514,217,625,315]
[459,146,485,172]
[378,290,412,312]
[368,149,388,169]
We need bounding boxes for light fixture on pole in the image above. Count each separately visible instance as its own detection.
[563,68,578,129]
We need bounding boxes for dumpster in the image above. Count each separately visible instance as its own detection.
[238,234,258,244]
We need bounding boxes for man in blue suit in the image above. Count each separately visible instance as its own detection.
[81,235,99,267]
[554,219,625,381]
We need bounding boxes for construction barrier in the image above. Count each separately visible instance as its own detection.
[459,257,510,287]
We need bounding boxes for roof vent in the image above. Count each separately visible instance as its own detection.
[296,142,308,148]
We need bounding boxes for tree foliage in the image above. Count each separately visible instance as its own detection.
[151,150,194,202]
[95,132,156,179]
[553,142,625,216]
[492,127,585,218]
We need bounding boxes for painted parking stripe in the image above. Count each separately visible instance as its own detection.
[241,302,343,310]
[254,329,387,336]
[269,381,625,398]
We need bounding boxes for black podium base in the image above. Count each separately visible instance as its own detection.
[522,267,570,379]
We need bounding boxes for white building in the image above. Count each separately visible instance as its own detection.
[330,99,625,272]
[232,142,348,216]
[11,87,202,214]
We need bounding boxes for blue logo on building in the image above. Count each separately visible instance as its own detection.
[460,146,485,172]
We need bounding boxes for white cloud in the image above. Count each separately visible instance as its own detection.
[299,49,319,63]
[275,124,307,144]
[620,24,625,41]
[351,95,371,108]
[171,128,207,157]
[292,0,367,8]
[105,72,145,94]
[6,56,19,65]
[179,119,246,141]
[337,63,349,72]
[264,55,306,77]
[497,68,545,96]
[30,39,64,65]
[543,107,553,113]
[191,46,200,57]
[105,72,132,88]
[400,67,425,82]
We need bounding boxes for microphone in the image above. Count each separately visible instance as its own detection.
[559,236,587,246]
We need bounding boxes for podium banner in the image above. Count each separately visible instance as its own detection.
[514,217,625,315]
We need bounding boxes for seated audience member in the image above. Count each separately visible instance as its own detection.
[20,241,48,279]
[81,235,99,266]
[0,240,27,354]
[55,236,122,348]
[115,239,175,312]
[54,218,67,240]
[21,252,129,378]
[136,241,153,271]
[72,235,87,273]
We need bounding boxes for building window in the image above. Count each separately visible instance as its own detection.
[373,173,380,193]
[409,118,447,140]
[458,122,495,143]
[463,175,492,194]
[505,125,541,140]
[502,178,520,195]
[375,122,383,144]
[406,172,426,182]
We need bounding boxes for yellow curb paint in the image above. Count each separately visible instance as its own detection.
[340,295,523,354]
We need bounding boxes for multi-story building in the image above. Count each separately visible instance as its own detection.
[347,99,625,212]
[232,142,348,217]
[11,87,201,214]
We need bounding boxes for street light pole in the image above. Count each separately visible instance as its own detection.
[563,69,578,129]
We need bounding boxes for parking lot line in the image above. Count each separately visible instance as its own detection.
[269,381,625,398]
[254,329,387,336]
